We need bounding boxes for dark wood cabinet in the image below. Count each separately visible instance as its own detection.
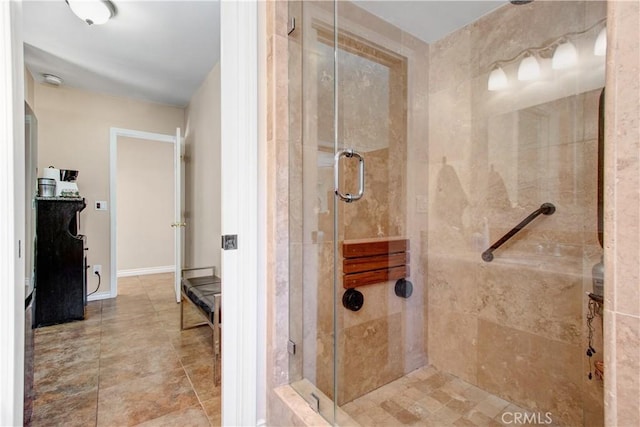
[34,198,87,327]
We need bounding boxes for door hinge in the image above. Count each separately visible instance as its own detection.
[287,339,296,355]
[287,17,296,35]
[221,235,238,250]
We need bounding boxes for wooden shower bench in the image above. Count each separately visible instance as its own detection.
[180,266,221,385]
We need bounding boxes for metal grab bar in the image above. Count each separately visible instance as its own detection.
[481,203,556,262]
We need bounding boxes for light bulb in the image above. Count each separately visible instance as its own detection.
[594,27,607,57]
[67,0,115,25]
[518,54,540,81]
[552,41,578,69]
[488,66,508,91]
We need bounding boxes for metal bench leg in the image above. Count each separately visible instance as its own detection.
[180,291,209,331]
[179,286,221,385]
[180,293,185,330]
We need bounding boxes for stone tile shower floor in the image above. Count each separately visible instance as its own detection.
[342,366,541,427]
[30,273,220,427]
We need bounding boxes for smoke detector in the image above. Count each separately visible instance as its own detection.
[43,74,63,86]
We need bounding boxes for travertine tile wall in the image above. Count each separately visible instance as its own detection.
[603,1,640,426]
[265,0,293,418]
[267,1,640,426]
[426,1,606,426]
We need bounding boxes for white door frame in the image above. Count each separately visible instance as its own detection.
[0,1,25,425]
[107,127,179,300]
[173,127,183,303]
[220,0,265,425]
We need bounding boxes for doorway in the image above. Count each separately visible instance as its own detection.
[116,136,173,273]
[109,127,183,302]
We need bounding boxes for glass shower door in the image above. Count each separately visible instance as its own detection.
[288,1,429,423]
[332,1,429,422]
[288,1,339,423]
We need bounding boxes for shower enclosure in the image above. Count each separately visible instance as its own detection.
[287,1,606,425]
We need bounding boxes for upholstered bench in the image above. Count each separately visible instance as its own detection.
[180,267,221,385]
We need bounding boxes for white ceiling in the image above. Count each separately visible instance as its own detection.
[355,1,505,44]
[23,0,220,107]
[22,0,506,108]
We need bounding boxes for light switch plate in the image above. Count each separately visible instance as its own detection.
[95,201,108,210]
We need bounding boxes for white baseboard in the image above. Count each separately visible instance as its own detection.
[87,291,112,302]
[117,265,175,278]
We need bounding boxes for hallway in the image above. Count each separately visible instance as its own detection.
[30,273,220,426]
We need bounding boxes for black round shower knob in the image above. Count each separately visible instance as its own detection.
[395,278,413,298]
[342,288,364,311]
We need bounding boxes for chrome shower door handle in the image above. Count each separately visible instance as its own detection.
[334,149,365,203]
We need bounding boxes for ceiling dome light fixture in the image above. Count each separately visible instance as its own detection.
[594,27,607,56]
[43,74,63,86]
[488,66,508,91]
[66,0,116,26]
[518,54,540,81]
[552,40,578,70]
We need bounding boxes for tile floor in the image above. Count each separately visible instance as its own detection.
[30,273,220,427]
[342,366,539,427]
[30,273,543,427]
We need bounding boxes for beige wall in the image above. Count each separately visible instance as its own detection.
[34,84,184,295]
[116,136,174,272]
[604,1,640,426]
[184,62,221,272]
